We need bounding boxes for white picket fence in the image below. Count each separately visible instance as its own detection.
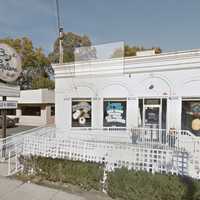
[0,126,55,160]
[5,127,199,179]
[0,127,55,175]
[0,126,197,179]
[21,134,189,176]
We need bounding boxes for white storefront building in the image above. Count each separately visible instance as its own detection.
[6,89,55,126]
[52,49,200,136]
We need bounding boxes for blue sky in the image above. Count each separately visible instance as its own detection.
[0,0,200,54]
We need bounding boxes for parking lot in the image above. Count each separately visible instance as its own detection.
[0,126,37,138]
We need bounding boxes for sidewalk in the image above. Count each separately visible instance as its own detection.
[0,176,113,200]
[0,176,86,200]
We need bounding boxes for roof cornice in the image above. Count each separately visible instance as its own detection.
[52,49,200,78]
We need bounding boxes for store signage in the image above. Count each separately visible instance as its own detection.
[72,101,91,127]
[0,101,17,109]
[104,101,126,127]
[105,103,125,124]
[0,43,22,83]
[191,103,200,114]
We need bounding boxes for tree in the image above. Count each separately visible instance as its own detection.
[124,45,161,57]
[111,45,162,58]
[0,37,54,90]
[32,77,55,90]
[48,32,92,63]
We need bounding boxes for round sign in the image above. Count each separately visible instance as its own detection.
[0,43,22,82]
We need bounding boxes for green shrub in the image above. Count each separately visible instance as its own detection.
[19,156,200,199]
[192,180,200,200]
[20,156,104,191]
[107,168,200,200]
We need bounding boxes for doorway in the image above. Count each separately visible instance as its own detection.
[139,98,167,129]
[144,105,161,129]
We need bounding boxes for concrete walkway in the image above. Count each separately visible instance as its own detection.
[0,177,85,200]
[0,176,112,200]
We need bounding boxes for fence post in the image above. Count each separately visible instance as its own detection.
[69,140,72,160]
[102,167,108,193]
[8,151,11,176]
[15,151,18,174]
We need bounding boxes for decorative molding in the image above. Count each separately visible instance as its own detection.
[52,49,200,78]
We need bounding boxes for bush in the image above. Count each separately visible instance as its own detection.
[20,156,104,191]
[107,168,200,200]
[19,156,200,199]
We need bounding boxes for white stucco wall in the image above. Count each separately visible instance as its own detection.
[53,49,200,131]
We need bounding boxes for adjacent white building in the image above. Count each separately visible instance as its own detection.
[52,49,200,136]
[6,89,55,126]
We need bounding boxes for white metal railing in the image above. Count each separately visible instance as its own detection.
[6,126,56,175]
[21,134,188,177]
[0,126,54,160]
[131,127,200,179]
[3,126,200,179]
[131,128,200,150]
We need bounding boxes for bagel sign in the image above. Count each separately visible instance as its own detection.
[72,100,91,127]
[0,44,22,83]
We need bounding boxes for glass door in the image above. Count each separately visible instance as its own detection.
[138,98,166,143]
[144,105,161,129]
[139,98,167,129]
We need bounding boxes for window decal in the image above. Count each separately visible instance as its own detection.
[72,100,91,127]
[182,101,200,134]
[103,100,126,127]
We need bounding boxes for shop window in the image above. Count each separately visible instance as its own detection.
[51,105,55,116]
[103,99,127,127]
[21,106,41,116]
[6,109,16,116]
[182,101,200,135]
[72,98,92,127]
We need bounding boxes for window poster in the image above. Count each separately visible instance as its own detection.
[182,101,200,134]
[103,100,126,127]
[72,99,91,127]
[144,107,159,125]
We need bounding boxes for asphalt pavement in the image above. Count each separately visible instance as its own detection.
[0,125,37,138]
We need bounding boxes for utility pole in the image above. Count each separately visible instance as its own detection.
[2,96,7,158]
[59,27,64,64]
[56,0,64,64]
[2,96,7,139]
